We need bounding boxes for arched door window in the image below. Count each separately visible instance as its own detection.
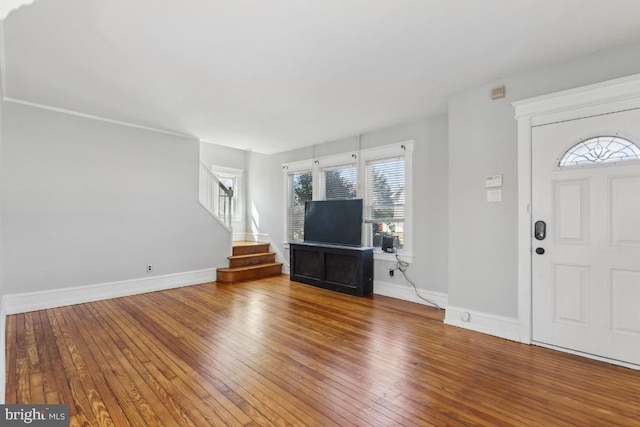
[558,136,640,167]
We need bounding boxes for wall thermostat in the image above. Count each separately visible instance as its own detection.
[485,174,503,188]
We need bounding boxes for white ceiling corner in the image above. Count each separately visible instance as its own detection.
[0,0,37,20]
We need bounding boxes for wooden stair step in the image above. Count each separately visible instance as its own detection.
[216,262,283,283]
[232,241,271,256]
[228,252,276,268]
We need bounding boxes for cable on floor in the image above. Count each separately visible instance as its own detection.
[393,253,442,310]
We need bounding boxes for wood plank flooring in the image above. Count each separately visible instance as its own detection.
[5,275,640,426]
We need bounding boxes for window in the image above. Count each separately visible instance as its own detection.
[283,142,413,254]
[558,136,640,167]
[364,156,405,249]
[211,166,243,223]
[287,170,313,241]
[321,164,358,200]
[217,175,237,215]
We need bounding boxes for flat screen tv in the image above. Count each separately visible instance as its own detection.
[303,199,363,246]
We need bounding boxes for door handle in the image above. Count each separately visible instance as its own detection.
[534,221,546,240]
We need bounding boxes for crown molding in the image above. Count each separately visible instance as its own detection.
[3,96,199,140]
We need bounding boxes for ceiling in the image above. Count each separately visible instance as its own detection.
[3,0,640,154]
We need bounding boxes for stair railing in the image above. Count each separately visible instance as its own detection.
[199,162,233,229]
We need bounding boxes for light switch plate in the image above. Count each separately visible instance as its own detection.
[487,189,502,202]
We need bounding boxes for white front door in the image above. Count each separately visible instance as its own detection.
[532,107,640,366]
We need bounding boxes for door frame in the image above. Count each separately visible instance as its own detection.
[513,73,640,345]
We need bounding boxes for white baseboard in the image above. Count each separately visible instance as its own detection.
[3,268,217,315]
[374,280,447,309]
[444,305,523,343]
[270,240,289,274]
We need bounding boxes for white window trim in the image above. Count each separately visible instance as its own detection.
[211,165,244,176]
[359,141,414,257]
[211,165,244,223]
[313,152,358,168]
[282,163,313,248]
[282,141,414,258]
[283,158,314,173]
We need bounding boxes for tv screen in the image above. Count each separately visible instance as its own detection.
[303,199,363,246]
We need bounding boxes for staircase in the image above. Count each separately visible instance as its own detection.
[216,241,283,283]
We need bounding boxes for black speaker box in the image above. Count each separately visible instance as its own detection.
[382,236,395,253]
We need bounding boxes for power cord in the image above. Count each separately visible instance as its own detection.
[393,252,442,310]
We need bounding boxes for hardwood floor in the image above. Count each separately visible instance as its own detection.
[5,275,640,426]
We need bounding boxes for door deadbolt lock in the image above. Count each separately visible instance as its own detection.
[534,221,546,240]
[535,247,545,255]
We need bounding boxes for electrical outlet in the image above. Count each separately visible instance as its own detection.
[147,264,153,273]
[389,269,394,277]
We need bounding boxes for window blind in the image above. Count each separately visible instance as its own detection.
[364,156,405,222]
[322,164,358,200]
[288,170,312,241]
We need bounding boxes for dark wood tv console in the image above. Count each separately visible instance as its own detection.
[289,241,373,296]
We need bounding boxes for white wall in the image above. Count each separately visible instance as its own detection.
[200,141,247,171]
[448,41,640,319]
[420,114,448,294]
[247,116,449,296]
[246,150,286,242]
[0,86,5,403]
[0,102,230,294]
